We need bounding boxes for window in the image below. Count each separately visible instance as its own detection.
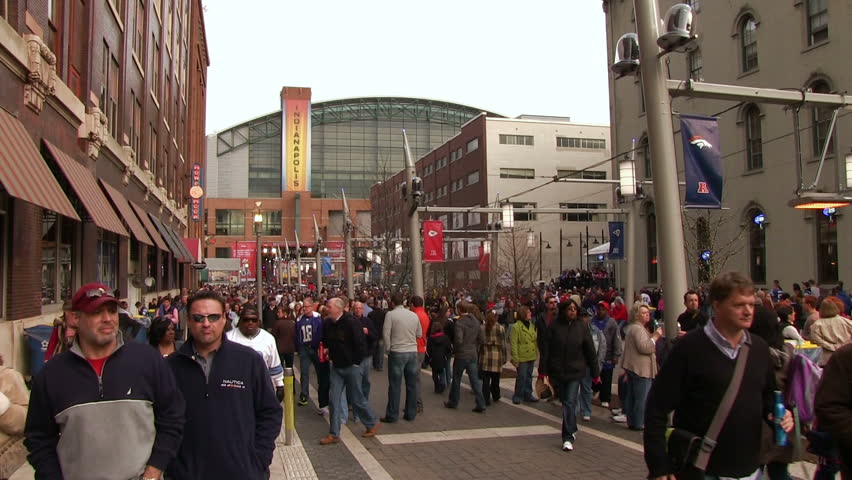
[747,208,766,284]
[641,136,652,179]
[646,203,658,284]
[556,169,606,180]
[468,212,481,226]
[424,164,433,176]
[215,247,231,258]
[108,55,119,138]
[437,156,447,170]
[744,105,763,170]
[499,134,534,146]
[451,178,464,192]
[687,48,703,81]
[817,211,838,283]
[450,150,457,163]
[41,211,75,305]
[807,0,828,45]
[436,185,448,198]
[215,210,245,236]
[466,138,479,153]
[556,137,606,149]
[131,93,142,159]
[134,0,145,60]
[98,233,119,288]
[740,15,758,72]
[452,212,464,229]
[149,125,158,173]
[261,210,282,236]
[500,168,535,179]
[810,80,834,156]
[512,202,536,222]
[559,203,607,222]
[151,35,160,101]
[456,147,463,159]
[467,171,480,185]
[163,0,172,52]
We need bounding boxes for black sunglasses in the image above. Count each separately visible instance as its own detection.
[191,313,223,323]
[241,316,260,323]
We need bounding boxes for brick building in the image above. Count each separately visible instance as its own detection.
[0,0,209,371]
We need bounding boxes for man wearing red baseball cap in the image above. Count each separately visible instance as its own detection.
[25,283,185,480]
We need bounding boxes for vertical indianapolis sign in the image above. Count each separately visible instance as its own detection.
[281,91,311,192]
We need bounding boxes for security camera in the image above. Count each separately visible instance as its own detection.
[411,177,423,197]
[657,4,698,53]
[611,33,640,78]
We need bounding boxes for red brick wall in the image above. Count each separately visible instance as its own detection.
[7,202,42,320]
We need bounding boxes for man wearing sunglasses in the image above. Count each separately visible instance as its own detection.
[25,283,185,480]
[227,304,285,401]
[167,290,282,480]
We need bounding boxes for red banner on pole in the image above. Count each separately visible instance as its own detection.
[478,245,490,272]
[423,220,444,263]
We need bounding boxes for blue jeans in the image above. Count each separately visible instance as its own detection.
[329,365,376,437]
[578,368,593,417]
[624,370,652,429]
[512,361,535,403]
[373,340,385,370]
[298,348,318,398]
[442,354,452,387]
[385,351,419,421]
[556,379,581,443]
[447,358,486,409]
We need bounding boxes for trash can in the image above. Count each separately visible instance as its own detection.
[24,324,54,377]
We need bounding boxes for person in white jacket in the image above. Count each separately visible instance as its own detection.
[226,304,285,401]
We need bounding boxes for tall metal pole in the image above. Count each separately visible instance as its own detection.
[634,0,689,339]
[342,190,355,300]
[402,130,424,298]
[585,225,590,272]
[256,224,262,316]
[283,236,291,287]
[313,215,323,295]
[295,231,302,289]
[559,228,563,275]
[538,231,543,282]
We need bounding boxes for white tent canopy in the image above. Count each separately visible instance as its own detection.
[587,242,610,255]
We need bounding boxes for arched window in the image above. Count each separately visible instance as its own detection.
[747,207,766,284]
[744,105,763,170]
[810,80,834,156]
[740,16,759,72]
[817,210,838,283]
[641,136,652,179]
[645,203,658,284]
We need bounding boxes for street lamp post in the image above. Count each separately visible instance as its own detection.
[254,201,263,316]
[295,231,302,289]
[313,214,323,295]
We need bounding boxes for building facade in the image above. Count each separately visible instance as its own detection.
[603,0,851,291]
[204,94,499,283]
[371,114,613,289]
[0,0,209,370]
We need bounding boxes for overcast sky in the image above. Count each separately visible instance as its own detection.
[203,0,611,134]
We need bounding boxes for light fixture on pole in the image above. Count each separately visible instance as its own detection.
[254,201,263,315]
[526,230,535,248]
[502,203,515,229]
[619,139,638,196]
[846,152,852,191]
[787,192,851,209]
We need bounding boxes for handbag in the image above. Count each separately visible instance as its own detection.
[666,339,751,473]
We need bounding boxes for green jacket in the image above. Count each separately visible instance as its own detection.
[511,320,538,363]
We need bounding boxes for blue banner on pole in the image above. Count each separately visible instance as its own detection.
[322,257,333,276]
[681,114,723,209]
[608,221,625,260]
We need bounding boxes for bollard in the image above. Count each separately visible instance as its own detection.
[283,367,295,446]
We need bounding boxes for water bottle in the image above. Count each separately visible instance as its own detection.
[774,390,787,446]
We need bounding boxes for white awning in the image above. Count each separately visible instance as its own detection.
[587,242,610,255]
[204,258,241,271]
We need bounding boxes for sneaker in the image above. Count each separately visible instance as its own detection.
[562,441,574,451]
[613,414,627,423]
[611,408,623,416]
[319,435,339,445]
[582,415,591,421]
[298,395,308,406]
[601,402,610,408]
[362,423,380,438]
[317,407,329,416]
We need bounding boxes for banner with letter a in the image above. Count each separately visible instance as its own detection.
[423,220,444,263]
[681,114,723,209]
[608,221,625,260]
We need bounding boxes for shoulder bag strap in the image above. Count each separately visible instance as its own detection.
[694,339,751,471]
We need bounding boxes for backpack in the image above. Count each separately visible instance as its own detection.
[784,353,823,425]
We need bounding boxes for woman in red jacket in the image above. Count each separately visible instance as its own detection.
[610,297,628,323]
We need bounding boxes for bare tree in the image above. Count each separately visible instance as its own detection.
[681,209,748,287]
[494,226,537,296]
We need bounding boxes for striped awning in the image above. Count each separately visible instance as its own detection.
[44,141,128,237]
[166,226,195,262]
[148,214,188,262]
[129,201,170,252]
[0,108,79,220]
[100,180,153,247]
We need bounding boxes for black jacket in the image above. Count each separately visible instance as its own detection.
[539,316,600,383]
[367,308,386,338]
[357,314,379,354]
[427,332,451,370]
[167,338,283,480]
[324,313,367,368]
[262,305,278,331]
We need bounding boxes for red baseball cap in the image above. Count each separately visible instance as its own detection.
[71,283,119,314]
[597,301,610,312]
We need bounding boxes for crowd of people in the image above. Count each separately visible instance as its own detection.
[2,270,849,479]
